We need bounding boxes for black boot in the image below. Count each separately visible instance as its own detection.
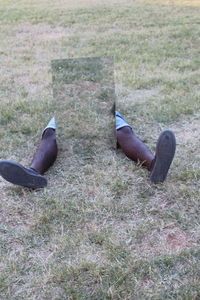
[0,160,47,189]
[150,130,176,184]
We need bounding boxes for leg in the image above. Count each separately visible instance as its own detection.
[30,127,57,174]
[0,117,58,188]
[117,126,154,170]
[116,112,176,183]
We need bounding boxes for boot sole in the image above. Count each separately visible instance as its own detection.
[150,130,176,184]
[0,160,47,189]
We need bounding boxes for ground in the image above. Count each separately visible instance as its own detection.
[0,0,200,299]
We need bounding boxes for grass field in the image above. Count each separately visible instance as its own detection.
[0,0,200,299]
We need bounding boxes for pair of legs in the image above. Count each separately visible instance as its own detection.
[0,113,176,188]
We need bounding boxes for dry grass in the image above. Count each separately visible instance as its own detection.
[0,0,200,299]
[1,0,131,9]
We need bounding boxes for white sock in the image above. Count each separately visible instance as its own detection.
[42,117,56,134]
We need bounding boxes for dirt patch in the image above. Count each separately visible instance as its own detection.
[134,226,193,257]
[116,84,159,105]
[108,217,195,258]
[77,81,101,92]
[17,24,72,41]
[174,117,200,146]
[165,229,189,251]
[140,0,200,7]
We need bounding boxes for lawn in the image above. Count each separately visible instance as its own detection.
[0,0,200,299]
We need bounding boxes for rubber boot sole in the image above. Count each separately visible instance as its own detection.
[150,130,176,184]
[0,160,47,189]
